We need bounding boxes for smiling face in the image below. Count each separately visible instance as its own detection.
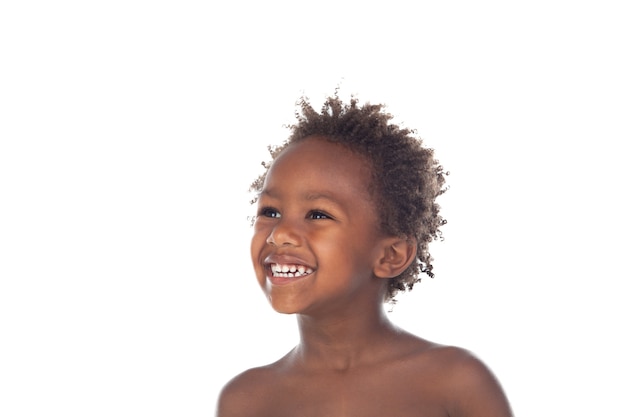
[250,136,390,316]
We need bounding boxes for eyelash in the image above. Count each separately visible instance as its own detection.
[259,207,281,218]
[307,210,332,220]
[257,207,333,220]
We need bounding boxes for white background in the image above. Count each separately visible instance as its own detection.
[1,1,624,416]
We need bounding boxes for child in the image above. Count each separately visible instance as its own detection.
[216,95,513,417]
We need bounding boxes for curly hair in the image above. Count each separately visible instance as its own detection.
[250,94,448,302]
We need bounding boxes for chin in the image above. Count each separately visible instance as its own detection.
[269,301,300,315]
[266,294,306,315]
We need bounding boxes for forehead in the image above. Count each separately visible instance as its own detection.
[262,136,372,198]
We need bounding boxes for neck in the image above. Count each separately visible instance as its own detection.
[293,301,401,371]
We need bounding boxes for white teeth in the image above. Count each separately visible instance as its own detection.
[270,263,313,278]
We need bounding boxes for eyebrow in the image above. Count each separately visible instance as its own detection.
[304,192,338,203]
[257,189,276,199]
[259,189,340,204]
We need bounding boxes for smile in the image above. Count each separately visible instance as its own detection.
[270,263,314,278]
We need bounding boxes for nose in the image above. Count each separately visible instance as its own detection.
[266,218,301,247]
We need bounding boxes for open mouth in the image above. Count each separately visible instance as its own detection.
[270,263,314,278]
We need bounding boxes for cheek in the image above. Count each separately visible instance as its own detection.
[250,232,262,259]
[250,234,267,288]
[250,225,269,264]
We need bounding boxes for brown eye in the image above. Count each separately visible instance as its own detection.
[259,207,281,218]
[308,210,332,220]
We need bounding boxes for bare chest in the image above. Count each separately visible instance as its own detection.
[253,369,448,417]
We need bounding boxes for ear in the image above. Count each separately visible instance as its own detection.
[373,237,418,279]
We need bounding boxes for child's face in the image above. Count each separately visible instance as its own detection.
[250,136,388,315]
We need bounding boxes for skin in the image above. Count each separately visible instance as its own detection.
[217,136,513,417]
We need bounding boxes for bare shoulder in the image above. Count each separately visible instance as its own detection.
[418,344,514,417]
[215,364,278,417]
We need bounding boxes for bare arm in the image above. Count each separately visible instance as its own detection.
[445,350,513,417]
[215,383,243,417]
[216,369,269,417]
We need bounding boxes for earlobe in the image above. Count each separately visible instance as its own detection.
[373,237,418,279]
